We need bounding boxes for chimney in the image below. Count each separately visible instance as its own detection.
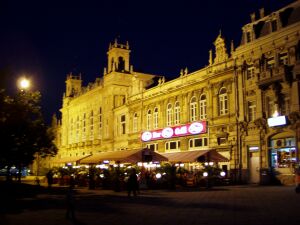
[250,13,256,22]
[259,8,265,19]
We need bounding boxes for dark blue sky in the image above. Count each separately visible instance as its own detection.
[0,0,295,124]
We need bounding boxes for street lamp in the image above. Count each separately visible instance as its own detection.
[18,77,31,91]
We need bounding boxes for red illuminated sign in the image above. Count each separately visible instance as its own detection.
[141,121,207,142]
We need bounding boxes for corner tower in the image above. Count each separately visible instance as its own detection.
[65,73,82,97]
[107,39,131,73]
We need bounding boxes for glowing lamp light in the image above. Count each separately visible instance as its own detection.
[220,171,226,177]
[272,110,279,118]
[156,173,162,179]
[209,162,214,166]
[18,77,30,90]
[203,172,208,177]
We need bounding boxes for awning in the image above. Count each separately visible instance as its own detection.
[80,148,168,164]
[53,154,91,164]
[161,149,229,163]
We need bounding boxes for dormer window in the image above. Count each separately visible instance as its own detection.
[247,65,255,79]
[246,31,252,43]
[271,20,277,32]
[279,52,288,66]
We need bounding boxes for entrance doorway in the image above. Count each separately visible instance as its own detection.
[249,153,260,183]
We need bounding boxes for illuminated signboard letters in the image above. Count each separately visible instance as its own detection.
[141,121,207,142]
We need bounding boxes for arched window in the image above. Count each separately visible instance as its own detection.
[219,87,228,115]
[153,107,159,129]
[147,109,152,130]
[174,101,180,125]
[166,103,173,126]
[190,96,197,122]
[199,94,207,120]
[133,112,138,132]
[118,56,125,71]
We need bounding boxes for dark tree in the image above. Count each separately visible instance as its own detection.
[0,89,57,181]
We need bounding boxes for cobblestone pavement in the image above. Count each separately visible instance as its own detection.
[2,185,300,225]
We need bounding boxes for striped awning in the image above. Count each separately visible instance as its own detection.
[161,149,229,163]
[80,148,168,164]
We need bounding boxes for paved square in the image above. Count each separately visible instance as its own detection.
[2,185,300,225]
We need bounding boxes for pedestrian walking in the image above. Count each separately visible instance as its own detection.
[127,168,138,197]
[46,170,53,188]
[66,185,76,220]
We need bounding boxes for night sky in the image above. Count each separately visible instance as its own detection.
[0,0,295,124]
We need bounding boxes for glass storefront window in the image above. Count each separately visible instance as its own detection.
[271,147,296,168]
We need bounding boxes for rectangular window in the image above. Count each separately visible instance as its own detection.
[189,137,208,149]
[218,137,227,145]
[248,101,256,122]
[271,20,277,32]
[120,114,126,135]
[146,143,158,152]
[82,113,86,141]
[90,111,94,140]
[247,66,255,79]
[281,96,290,115]
[133,114,138,133]
[98,108,102,138]
[279,52,288,66]
[199,100,207,119]
[267,98,275,117]
[246,31,251,43]
[165,141,180,151]
[266,57,275,70]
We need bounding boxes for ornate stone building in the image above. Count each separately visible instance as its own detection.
[50,1,300,184]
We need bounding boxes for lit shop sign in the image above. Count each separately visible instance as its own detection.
[141,121,207,142]
[267,116,287,127]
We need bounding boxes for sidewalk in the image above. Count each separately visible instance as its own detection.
[2,185,300,225]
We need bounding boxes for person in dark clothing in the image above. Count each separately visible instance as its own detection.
[66,185,76,220]
[46,170,53,188]
[127,169,138,197]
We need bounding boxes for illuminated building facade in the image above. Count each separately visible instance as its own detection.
[51,1,300,184]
